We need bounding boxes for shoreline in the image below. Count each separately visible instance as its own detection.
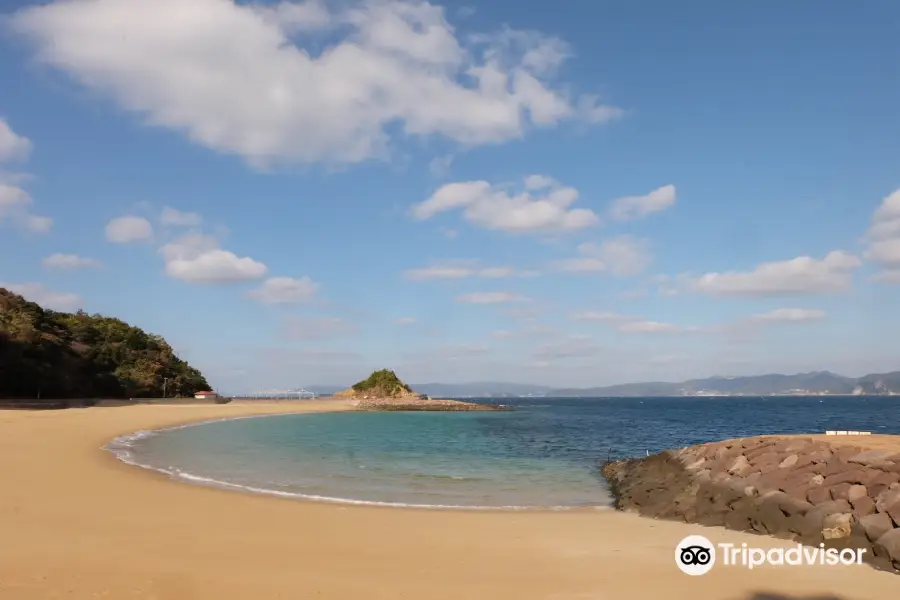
[3,401,900,599]
[102,409,608,513]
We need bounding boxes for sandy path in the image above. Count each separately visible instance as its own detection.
[1,400,897,600]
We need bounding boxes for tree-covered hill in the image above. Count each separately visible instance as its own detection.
[349,369,414,398]
[0,288,211,400]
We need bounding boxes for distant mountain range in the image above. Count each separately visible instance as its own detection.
[307,370,900,398]
[551,371,900,397]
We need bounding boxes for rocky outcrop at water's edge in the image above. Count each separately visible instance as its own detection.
[601,436,900,573]
[352,397,508,412]
[335,368,509,411]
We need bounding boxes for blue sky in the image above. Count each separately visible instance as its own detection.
[1,0,899,392]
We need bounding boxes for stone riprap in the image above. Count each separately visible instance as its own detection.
[354,397,508,411]
[600,436,900,573]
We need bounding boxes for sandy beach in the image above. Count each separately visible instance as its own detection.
[1,400,898,600]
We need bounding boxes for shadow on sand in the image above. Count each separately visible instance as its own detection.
[746,594,844,600]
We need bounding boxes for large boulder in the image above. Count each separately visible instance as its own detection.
[874,528,900,565]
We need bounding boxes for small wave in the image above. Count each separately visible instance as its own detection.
[107,428,157,448]
[103,413,323,480]
[103,412,315,462]
[409,473,490,482]
[110,411,308,442]
[105,429,161,464]
[107,452,610,511]
[167,464,610,511]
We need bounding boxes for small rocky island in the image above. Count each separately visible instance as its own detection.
[601,435,900,573]
[335,369,508,412]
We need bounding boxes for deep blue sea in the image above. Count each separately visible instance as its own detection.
[110,396,900,510]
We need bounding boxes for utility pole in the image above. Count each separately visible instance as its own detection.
[163,377,169,399]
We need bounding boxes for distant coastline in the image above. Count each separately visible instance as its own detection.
[299,370,900,399]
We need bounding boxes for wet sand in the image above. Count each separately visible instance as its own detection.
[1,400,898,600]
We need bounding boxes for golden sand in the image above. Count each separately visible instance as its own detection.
[1,400,897,600]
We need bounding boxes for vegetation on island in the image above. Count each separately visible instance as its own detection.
[350,369,413,397]
[345,369,509,411]
[0,288,211,401]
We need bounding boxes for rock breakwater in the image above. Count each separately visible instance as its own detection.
[355,397,508,411]
[601,435,900,573]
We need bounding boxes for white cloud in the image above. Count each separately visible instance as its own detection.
[555,235,651,276]
[160,233,267,284]
[571,311,691,334]
[523,174,555,190]
[479,266,519,278]
[709,307,829,339]
[573,307,823,337]
[617,320,687,334]
[0,180,52,233]
[161,206,203,227]
[0,118,33,162]
[282,315,355,340]
[0,282,82,312]
[502,306,541,320]
[42,253,101,270]
[456,291,528,303]
[404,265,474,280]
[867,238,900,265]
[247,276,319,304]
[608,184,676,221]
[570,310,622,322]
[864,189,900,282]
[0,123,51,232]
[411,176,599,233]
[253,0,332,31]
[750,308,827,322]
[691,251,861,296]
[555,255,604,273]
[403,262,526,280]
[22,214,53,233]
[429,154,454,178]
[870,189,900,229]
[395,316,417,325]
[11,0,620,167]
[873,270,900,284]
[106,215,154,243]
[658,285,679,297]
[491,329,514,338]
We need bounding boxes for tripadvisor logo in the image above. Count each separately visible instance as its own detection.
[677,535,717,576]
[675,535,867,575]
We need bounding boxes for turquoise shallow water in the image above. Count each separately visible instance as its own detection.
[109,396,900,509]
[112,410,611,508]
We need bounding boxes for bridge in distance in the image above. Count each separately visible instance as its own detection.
[239,388,318,399]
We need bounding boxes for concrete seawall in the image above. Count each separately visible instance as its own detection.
[601,435,900,573]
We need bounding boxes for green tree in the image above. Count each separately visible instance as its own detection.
[0,288,212,401]
[351,369,412,397]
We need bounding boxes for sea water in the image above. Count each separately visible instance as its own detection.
[109,396,900,510]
